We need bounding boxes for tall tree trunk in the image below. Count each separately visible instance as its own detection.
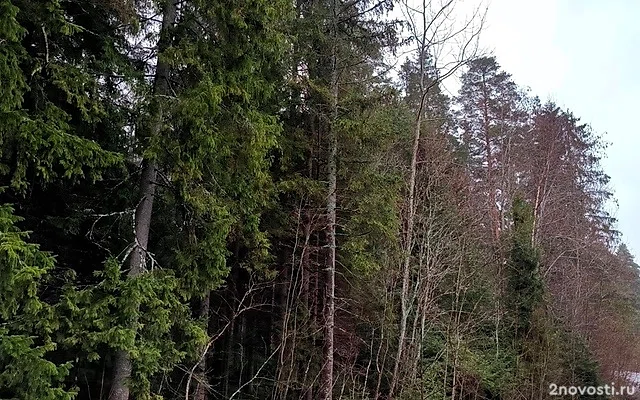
[223,313,236,398]
[109,2,177,399]
[481,73,500,242]
[194,292,211,400]
[389,112,421,398]
[319,1,338,397]
[389,40,429,399]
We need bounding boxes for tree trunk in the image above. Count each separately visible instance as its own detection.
[223,315,235,398]
[319,1,339,397]
[481,73,500,242]
[389,44,429,399]
[108,1,177,399]
[194,293,211,400]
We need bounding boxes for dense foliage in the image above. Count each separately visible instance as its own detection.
[1,0,639,399]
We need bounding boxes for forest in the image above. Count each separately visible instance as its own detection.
[1,0,640,399]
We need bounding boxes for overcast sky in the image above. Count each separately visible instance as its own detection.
[477,0,640,258]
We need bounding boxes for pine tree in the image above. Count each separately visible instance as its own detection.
[0,204,75,399]
[506,196,542,341]
[457,56,528,242]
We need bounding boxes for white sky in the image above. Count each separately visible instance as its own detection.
[477,0,640,258]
